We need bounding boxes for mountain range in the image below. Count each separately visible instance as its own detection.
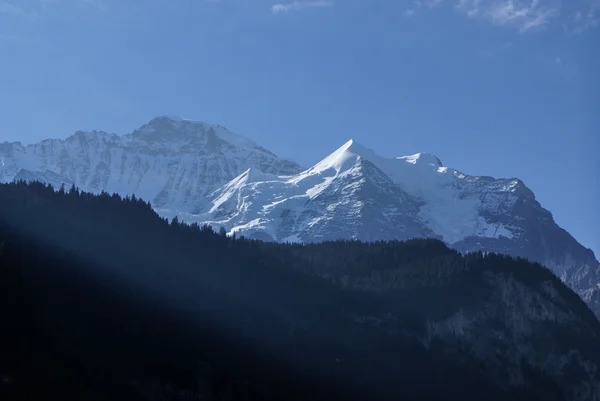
[1,115,598,317]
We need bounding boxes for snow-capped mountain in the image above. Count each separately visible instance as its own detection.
[0,116,302,214]
[1,116,598,317]
[184,137,598,275]
[188,140,437,243]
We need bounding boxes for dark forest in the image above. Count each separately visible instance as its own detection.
[1,181,598,401]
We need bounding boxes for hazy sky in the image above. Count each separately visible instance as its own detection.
[1,0,599,257]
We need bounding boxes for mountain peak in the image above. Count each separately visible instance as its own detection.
[140,115,219,133]
[130,116,259,150]
[311,139,379,174]
[340,139,376,155]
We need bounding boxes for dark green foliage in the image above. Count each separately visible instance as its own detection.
[0,181,598,401]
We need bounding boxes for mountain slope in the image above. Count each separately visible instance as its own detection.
[1,181,600,401]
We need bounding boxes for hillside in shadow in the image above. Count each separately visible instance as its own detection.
[1,181,599,401]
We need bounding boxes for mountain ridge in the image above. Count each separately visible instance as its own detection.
[1,115,598,318]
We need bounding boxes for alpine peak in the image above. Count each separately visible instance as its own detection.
[311,139,378,174]
[130,116,260,150]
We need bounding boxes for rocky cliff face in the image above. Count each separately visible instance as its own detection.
[1,116,598,318]
[421,270,600,401]
[563,263,600,318]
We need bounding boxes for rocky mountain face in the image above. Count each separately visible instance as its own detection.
[1,116,598,318]
[0,116,302,215]
[563,264,600,317]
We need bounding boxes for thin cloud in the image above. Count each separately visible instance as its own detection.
[456,0,560,31]
[272,1,333,14]
[402,0,597,33]
[572,0,600,32]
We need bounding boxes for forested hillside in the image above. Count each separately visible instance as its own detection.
[1,181,599,401]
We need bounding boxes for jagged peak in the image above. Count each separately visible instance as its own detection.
[66,130,116,142]
[130,115,260,150]
[134,115,218,136]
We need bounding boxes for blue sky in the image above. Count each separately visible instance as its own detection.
[1,0,599,257]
